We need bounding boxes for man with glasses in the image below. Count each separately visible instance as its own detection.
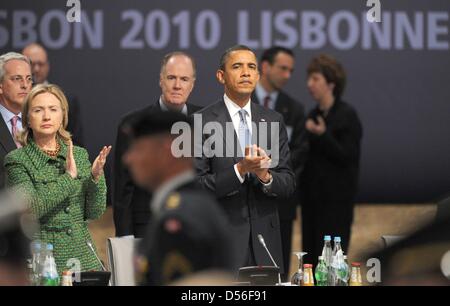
[0,52,33,188]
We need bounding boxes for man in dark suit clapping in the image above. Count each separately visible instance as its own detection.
[194,45,295,273]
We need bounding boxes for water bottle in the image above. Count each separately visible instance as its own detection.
[321,235,333,267]
[42,243,59,286]
[314,256,328,286]
[321,235,333,285]
[332,237,348,286]
[30,241,42,286]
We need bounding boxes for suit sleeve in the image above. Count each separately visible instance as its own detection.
[67,96,84,147]
[263,115,296,199]
[314,109,362,166]
[112,120,135,236]
[5,155,78,220]
[195,154,243,199]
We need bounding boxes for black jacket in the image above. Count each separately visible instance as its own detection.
[0,118,17,188]
[194,99,295,272]
[300,100,363,210]
[252,91,307,219]
[113,101,202,237]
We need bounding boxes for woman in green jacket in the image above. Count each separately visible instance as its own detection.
[4,84,111,275]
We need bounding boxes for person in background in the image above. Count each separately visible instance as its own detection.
[22,43,84,146]
[123,111,237,285]
[4,84,111,275]
[300,54,362,265]
[0,52,33,188]
[113,51,202,238]
[252,46,307,280]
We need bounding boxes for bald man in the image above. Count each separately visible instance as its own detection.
[22,43,84,146]
[113,51,202,238]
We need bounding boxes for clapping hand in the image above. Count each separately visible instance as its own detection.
[91,146,112,182]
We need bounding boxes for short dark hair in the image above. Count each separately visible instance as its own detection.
[260,46,295,65]
[160,51,196,78]
[307,54,346,100]
[219,45,255,70]
[126,111,192,140]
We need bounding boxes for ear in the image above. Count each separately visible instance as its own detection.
[159,74,163,88]
[216,70,225,85]
[261,61,269,75]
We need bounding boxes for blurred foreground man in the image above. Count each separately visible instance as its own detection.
[123,111,237,285]
[0,191,33,285]
[369,214,450,285]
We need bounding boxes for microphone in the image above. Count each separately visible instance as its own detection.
[86,241,107,271]
[257,234,282,285]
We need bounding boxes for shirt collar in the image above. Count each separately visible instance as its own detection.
[255,83,278,105]
[159,96,188,115]
[150,169,196,215]
[223,94,252,118]
[0,103,21,124]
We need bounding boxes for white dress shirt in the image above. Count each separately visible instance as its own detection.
[222,94,272,187]
[255,83,279,110]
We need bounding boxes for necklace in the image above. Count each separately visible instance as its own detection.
[41,142,61,158]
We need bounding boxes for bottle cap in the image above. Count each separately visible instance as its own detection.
[334,236,341,242]
[32,241,41,250]
[324,235,331,241]
[343,255,348,260]
[351,262,361,267]
[318,256,324,260]
[46,243,53,251]
[303,264,313,268]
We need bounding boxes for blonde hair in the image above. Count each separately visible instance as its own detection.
[17,84,71,146]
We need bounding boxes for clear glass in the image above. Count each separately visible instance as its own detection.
[290,252,307,285]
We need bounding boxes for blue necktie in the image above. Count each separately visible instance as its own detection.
[238,109,251,156]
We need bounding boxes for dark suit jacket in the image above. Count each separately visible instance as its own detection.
[113,101,202,237]
[65,93,84,147]
[300,100,362,212]
[0,118,17,188]
[194,99,296,272]
[252,91,307,220]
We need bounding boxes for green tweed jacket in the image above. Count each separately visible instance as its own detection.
[4,138,106,275]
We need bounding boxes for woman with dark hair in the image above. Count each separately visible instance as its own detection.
[299,54,363,265]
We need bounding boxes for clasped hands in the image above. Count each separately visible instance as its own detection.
[236,144,272,183]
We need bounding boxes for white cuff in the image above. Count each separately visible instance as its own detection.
[234,164,245,184]
[260,174,273,187]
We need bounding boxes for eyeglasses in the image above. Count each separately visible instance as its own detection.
[8,75,33,86]
[31,61,48,68]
